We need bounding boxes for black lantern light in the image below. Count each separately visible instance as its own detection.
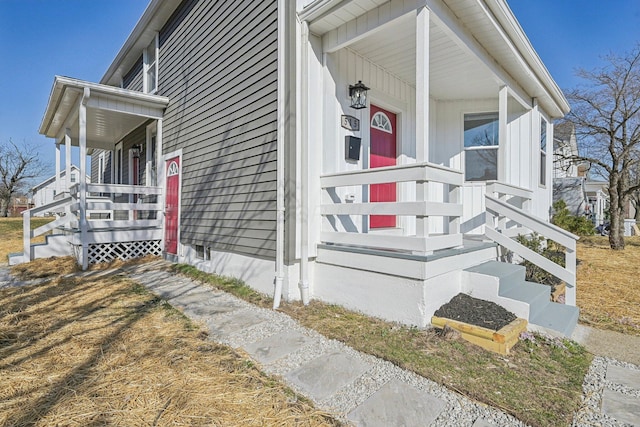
[131,144,143,159]
[348,80,370,110]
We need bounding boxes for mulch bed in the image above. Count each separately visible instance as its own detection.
[434,293,517,331]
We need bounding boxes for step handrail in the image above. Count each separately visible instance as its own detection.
[485,194,578,306]
[23,195,77,262]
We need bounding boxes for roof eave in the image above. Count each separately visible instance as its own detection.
[486,0,570,118]
[100,0,182,87]
[39,76,170,140]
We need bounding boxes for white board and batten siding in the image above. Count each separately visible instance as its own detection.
[318,47,421,236]
[154,0,279,260]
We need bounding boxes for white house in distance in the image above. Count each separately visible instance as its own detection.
[31,165,90,216]
[16,0,582,337]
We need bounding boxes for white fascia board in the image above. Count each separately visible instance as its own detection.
[100,0,181,87]
[40,76,169,138]
[298,0,347,23]
[484,0,570,117]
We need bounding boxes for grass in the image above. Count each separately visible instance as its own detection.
[1,257,339,426]
[173,264,592,427]
[0,217,54,264]
[576,235,640,335]
[7,220,639,425]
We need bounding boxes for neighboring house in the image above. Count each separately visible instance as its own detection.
[552,122,589,216]
[18,0,582,336]
[583,180,609,229]
[8,196,33,217]
[31,165,89,216]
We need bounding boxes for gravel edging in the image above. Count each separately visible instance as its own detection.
[572,356,640,427]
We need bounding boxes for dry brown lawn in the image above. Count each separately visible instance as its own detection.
[0,217,53,265]
[0,257,338,426]
[576,236,640,336]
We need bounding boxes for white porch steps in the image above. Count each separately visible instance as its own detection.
[8,234,73,266]
[463,261,579,337]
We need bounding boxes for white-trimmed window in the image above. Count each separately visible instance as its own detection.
[540,118,547,186]
[98,152,105,184]
[464,112,499,181]
[371,111,392,133]
[146,124,158,186]
[114,142,123,184]
[143,34,158,94]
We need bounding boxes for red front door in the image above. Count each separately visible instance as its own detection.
[370,105,397,228]
[164,157,180,254]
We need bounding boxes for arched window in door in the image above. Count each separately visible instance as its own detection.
[371,111,393,133]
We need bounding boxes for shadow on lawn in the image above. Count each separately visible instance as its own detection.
[0,273,160,426]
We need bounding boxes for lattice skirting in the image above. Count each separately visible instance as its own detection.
[85,240,162,265]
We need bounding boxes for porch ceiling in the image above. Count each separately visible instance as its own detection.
[40,76,169,149]
[304,0,569,117]
[347,14,500,100]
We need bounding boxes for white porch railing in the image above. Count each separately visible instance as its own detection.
[23,196,76,261]
[320,162,463,253]
[22,184,163,264]
[485,192,579,306]
[70,183,163,226]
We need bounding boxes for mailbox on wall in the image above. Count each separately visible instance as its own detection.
[345,136,361,161]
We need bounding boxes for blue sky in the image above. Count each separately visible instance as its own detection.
[0,0,639,184]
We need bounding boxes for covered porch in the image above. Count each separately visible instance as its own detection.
[296,0,577,328]
[300,0,568,248]
[21,76,170,269]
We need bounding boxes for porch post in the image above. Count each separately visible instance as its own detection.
[55,142,61,196]
[156,119,164,244]
[79,88,89,270]
[498,86,508,182]
[65,128,72,195]
[416,6,430,240]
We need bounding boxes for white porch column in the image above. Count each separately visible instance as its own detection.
[79,88,90,270]
[65,128,72,194]
[416,6,430,239]
[156,118,165,246]
[55,143,61,196]
[498,86,508,183]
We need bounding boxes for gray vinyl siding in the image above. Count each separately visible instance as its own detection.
[159,0,278,260]
[122,56,143,92]
[90,153,100,183]
[90,150,113,184]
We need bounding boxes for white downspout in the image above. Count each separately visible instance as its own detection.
[298,19,310,305]
[273,0,287,309]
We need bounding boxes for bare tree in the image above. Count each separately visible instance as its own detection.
[0,140,44,217]
[561,44,640,250]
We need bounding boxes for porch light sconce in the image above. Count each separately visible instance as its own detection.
[348,80,370,110]
[131,144,143,159]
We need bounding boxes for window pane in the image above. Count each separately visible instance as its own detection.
[146,65,157,92]
[146,39,155,64]
[540,152,546,185]
[464,113,499,148]
[465,148,498,181]
[540,119,547,150]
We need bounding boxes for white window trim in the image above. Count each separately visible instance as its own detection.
[143,33,159,94]
[114,141,123,184]
[146,122,158,186]
[539,115,549,188]
[463,111,500,182]
[371,111,393,134]
[97,152,105,184]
